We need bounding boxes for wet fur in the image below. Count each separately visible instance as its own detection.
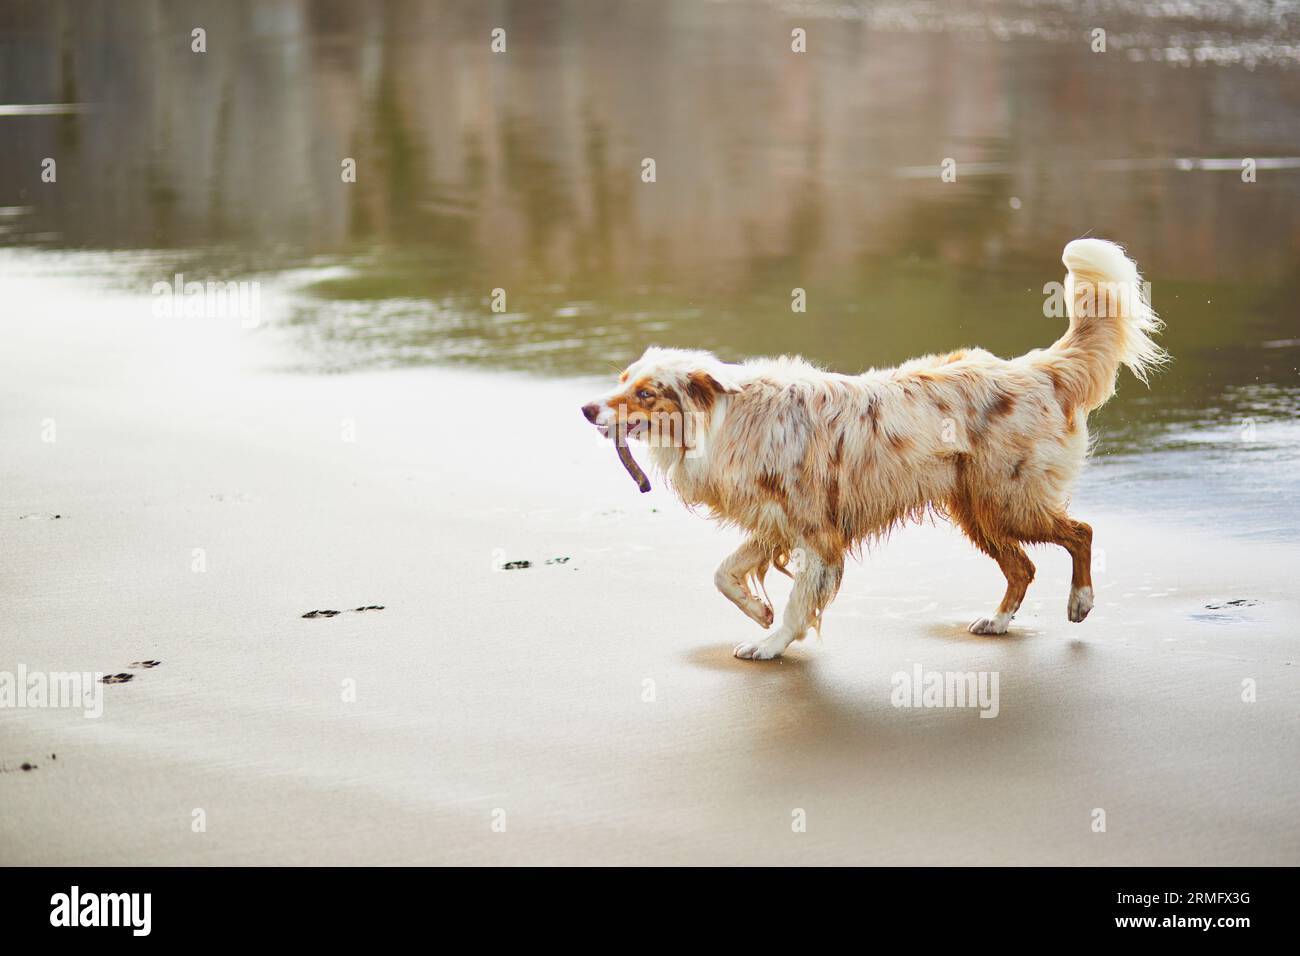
[586,239,1165,659]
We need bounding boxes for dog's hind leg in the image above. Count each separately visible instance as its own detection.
[967,541,1035,636]
[714,538,775,629]
[1022,513,1094,623]
[734,547,843,660]
[949,487,1036,635]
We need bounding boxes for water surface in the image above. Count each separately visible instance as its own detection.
[2,0,1297,536]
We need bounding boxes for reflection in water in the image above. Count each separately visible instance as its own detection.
[1,0,1298,531]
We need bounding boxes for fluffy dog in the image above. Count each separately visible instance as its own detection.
[582,239,1164,659]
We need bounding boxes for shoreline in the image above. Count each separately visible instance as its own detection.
[2,259,1298,865]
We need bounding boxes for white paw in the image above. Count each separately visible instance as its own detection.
[733,632,791,660]
[968,614,1011,635]
[1068,586,1094,623]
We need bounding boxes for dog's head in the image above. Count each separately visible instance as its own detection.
[581,347,741,445]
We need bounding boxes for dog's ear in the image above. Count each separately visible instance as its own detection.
[686,367,740,409]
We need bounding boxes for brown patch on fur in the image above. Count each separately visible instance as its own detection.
[888,430,911,453]
[619,375,655,411]
[617,376,680,416]
[607,376,687,447]
[1044,365,1079,420]
[1018,516,1094,590]
[1011,457,1026,479]
[967,389,1017,447]
[685,371,723,411]
[826,476,840,527]
[988,390,1016,419]
[1066,521,1094,590]
[757,471,788,504]
[945,454,1037,616]
[654,385,685,444]
[863,397,880,434]
[946,451,1096,618]
[993,549,1036,615]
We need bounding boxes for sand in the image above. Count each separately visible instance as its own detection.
[2,253,1298,865]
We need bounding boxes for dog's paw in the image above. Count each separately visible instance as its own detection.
[1068,586,1094,623]
[733,639,782,661]
[968,615,1010,636]
[730,596,773,629]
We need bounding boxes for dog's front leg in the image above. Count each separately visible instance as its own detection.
[714,538,775,628]
[734,548,843,661]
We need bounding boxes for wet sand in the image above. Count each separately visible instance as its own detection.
[2,258,1298,865]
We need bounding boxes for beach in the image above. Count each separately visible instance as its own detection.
[3,257,1298,866]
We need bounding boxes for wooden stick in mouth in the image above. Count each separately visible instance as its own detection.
[615,431,651,493]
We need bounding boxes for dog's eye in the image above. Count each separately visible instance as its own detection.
[636,389,654,400]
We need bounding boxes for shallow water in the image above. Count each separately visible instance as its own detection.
[1,0,1297,536]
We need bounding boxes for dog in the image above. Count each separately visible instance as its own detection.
[582,239,1165,659]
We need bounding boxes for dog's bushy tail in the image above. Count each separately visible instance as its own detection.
[1043,238,1166,412]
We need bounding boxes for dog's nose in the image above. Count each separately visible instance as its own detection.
[582,403,600,423]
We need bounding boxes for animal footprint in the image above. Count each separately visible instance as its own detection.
[101,673,134,684]
[302,606,385,619]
